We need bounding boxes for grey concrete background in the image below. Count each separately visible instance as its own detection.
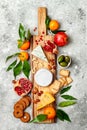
[0,0,87,130]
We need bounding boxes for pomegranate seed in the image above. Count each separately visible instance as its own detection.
[53,65,56,69]
[33,27,37,31]
[47,42,55,49]
[42,31,45,34]
[35,40,37,42]
[14,86,21,91]
[40,37,42,40]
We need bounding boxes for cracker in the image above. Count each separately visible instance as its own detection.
[66,76,73,84]
[59,69,70,77]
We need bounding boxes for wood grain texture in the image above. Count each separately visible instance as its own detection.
[30,7,57,123]
[38,7,47,35]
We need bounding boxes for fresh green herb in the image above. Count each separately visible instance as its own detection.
[27,29,32,40]
[30,114,47,123]
[45,16,51,28]
[6,60,17,71]
[6,53,20,62]
[60,86,72,95]
[17,39,23,48]
[18,23,31,48]
[51,30,66,34]
[61,95,77,100]
[13,61,23,78]
[56,109,71,122]
[23,60,31,78]
[59,101,77,107]
[19,23,26,41]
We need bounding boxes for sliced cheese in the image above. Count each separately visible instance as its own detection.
[31,45,48,62]
[37,92,55,110]
[35,68,53,87]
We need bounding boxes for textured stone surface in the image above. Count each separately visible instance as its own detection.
[0,0,87,130]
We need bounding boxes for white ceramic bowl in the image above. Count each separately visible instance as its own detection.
[57,54,71,69]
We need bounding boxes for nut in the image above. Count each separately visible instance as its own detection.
[37,91,43,96]
[48,64,52,70]
[32,87,38,94]
[33,99,40,104]
[32,57,36,61]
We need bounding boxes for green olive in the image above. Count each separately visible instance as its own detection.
[58,55,65,63]
[65,56,70,63]
[60,62,68,67]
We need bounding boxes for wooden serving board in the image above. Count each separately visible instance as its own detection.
[30,7,57,123]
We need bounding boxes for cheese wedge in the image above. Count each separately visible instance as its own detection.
[31,45,48,62]
[37,92,55,110]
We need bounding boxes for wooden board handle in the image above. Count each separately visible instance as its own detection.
[38,7,47,35]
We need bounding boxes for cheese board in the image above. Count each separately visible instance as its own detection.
[30,7,57,123]
[6,7,76,124]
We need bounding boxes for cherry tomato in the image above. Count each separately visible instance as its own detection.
[54,32,68,47]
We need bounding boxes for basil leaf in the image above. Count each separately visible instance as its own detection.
[30,114,47,123]
[6,53,20,62]
[19,23,25,41]
[45,16,51,28]
[51,30,66,34]
[13,61,22,78]
[61,95,77,100]
[56,109,71,122]
[27,29,31,40]
[23,60,31,78]
[60,86,72,95]
[6,60,17,71]
[59,101,77,107]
